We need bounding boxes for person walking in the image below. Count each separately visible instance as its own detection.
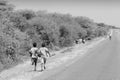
[108,30,112,40]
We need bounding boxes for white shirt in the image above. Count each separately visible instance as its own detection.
[30,47,38,58]
[38,47,49,57]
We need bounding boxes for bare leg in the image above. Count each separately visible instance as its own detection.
[44,63,46,69]
[34,65,36,71]
[41,63,44,71]
[34,58,37,71]
[41,58,46,71]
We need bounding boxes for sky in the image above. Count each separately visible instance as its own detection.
[10,0,120,27]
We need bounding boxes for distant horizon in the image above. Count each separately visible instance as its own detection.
[10,0,120,27]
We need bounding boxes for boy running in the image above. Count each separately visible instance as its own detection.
[29,42,38,71]
[38,43,51,71]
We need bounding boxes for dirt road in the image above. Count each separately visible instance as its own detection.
[0,33,106,80]
[34,30,120,80]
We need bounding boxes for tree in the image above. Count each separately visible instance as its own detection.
[9,12,28,32]
[17,10,36,20]
[0,0,14,13]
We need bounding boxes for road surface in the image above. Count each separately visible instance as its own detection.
[34,30,120,80]
[1,30,119,80]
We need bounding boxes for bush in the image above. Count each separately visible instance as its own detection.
[0,0,111,72]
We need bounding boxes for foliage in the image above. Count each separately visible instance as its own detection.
[0,0,112,72]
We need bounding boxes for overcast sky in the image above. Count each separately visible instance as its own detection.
[10,0,120,27]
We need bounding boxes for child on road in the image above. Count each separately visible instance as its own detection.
[38,43,51,71]
[29,42,38,71]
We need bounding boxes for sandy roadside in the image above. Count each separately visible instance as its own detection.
[0,37,106,80]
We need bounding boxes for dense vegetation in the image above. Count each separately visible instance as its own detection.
[0,0,111,71]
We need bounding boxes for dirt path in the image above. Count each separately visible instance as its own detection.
[0,37,105,80]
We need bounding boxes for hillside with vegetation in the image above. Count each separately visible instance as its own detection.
[0,0,111,72]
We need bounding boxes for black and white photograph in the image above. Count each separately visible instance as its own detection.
[0,0,120,80]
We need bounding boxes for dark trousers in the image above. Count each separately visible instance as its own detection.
[32,58,38,66]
